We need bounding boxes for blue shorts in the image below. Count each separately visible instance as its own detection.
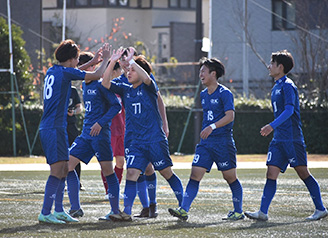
[40,128,69,165]
[69,129,113,164]
[126,140,173,173]
[193,137,237,172]
[267,140,307,173]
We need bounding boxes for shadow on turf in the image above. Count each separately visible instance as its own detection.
[232,220,308,231]
[160,220,226,230]
[0,220,168,235]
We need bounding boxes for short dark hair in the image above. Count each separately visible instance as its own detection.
[134,55,152,75]
[200,57,225,79]
[122,47,138,58]
[271,50,294,74]
[78,51,94,66]
[55,39,80,63]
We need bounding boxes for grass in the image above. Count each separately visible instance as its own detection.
[0,165,328,237]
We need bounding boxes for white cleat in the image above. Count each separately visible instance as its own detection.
[306,209,328,221]
[244,210,268,221]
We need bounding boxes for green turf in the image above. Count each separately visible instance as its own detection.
[0,168,327,237]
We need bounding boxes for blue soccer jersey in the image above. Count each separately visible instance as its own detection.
[270,76,304,141]
[40,65,86,130]
[109,79,165,144]
[112,73,159,147]
[81,79,121,137]
[200,84,235,141]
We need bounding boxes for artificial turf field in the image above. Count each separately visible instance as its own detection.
[0,156,327,237]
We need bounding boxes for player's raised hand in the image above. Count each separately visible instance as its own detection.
[124,47,135,62]
[111,47,124,62]
[102,43,111,61]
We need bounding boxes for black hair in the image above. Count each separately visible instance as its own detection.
[271,50,294,74]
[199,57,225,79]
[134,55,152,75]
[78,51,94,66]
[55,39,80,63]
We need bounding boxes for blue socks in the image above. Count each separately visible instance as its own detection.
[260,179,277,214]
[137,175,149,208]
[106,173,120,214]
[146,173,157,205]
[123,180,137,215]
[181,179,199,212]
[67,170,80,210]
[167,173,184,207]
[229,179,243,213]
[303,175,325,211]
[41,175,61,215]
[54,178,66,212]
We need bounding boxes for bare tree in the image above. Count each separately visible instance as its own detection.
[289,0,328,106]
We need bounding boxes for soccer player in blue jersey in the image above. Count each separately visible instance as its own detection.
[67,51,122,220]
[38,40,111,224]
[101,48,183,221]
[168,57,244,221]
[101,48,168,219]
[245,50,327,221]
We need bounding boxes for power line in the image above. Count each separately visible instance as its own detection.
[0,12,56,44]
[249,0,328,43]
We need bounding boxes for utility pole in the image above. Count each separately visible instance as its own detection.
[194,0,203,147]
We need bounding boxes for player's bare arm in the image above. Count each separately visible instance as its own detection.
[200,110,234,139]
[84,43,111,82]
[125,48,152,85]
[102,48,124,89]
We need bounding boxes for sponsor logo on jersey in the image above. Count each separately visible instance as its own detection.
[275,89,281,95]
[87,89,97,95]
[201,99,205,104]
[211,99,219,104]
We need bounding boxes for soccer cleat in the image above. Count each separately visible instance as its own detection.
[80,183,86,191]
[134,207,149,218]
[168,207,188,221]
[306,208,328,221]
[222,211,245,221]
[99,211,114,221]
[244,210,268,221]
[69,208,84,218]
[38,213,65,224]
[109,211,132,222]
[149,203,158,218]
[54,211,79,222]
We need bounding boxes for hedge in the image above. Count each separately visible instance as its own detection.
[0,107,327,156]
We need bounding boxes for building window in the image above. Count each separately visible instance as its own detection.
[169,0,196,9]
[91,0,104,6]
[272,0,296,30]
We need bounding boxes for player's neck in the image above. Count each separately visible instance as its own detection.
[207,82,219,94]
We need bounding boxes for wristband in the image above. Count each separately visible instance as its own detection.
[210,123,216,130]
[129,59,135,65]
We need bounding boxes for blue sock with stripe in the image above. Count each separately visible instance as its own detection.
[137,175,149,208]
[181,179,199,212]
[123,180,137,215]
[229,179,243,213]
[41,175,61,215]
[67,170,80,210]
[260,179,277,214]
[146,172,157,205]
[303,175,325,211]
[54,178,66,212]
[167,173,184,207]
[106,173,120,214]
